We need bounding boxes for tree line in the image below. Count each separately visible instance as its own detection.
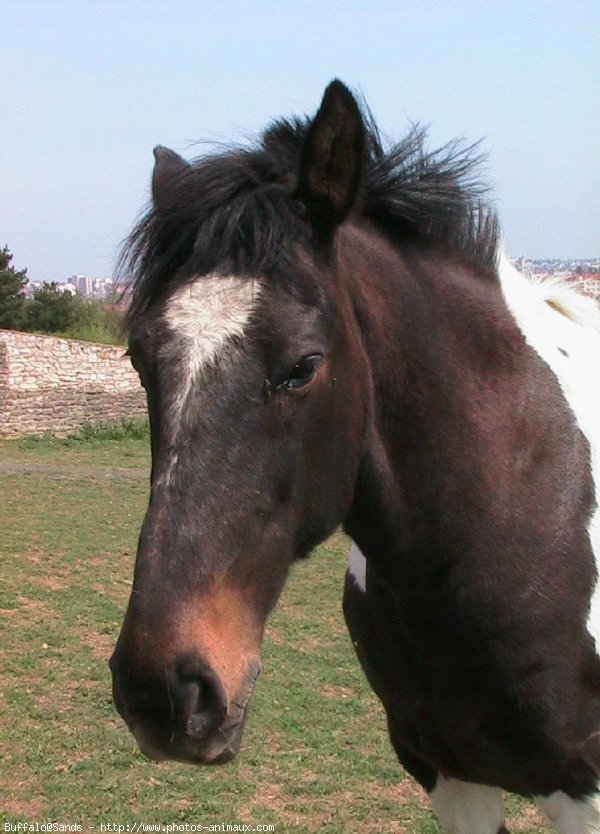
[0,246,125,345]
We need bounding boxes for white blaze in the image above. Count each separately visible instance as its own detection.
[163,274,260,423]
[158,274,260,485]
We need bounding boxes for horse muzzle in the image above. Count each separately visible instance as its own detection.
[110,650,261,766]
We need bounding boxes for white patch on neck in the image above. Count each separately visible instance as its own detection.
[163,274,260,424]
[347,542,367,592]
[498,253,600,650]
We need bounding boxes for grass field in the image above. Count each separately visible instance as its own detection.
[0,434,550,832]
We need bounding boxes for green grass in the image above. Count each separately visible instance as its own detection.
[0,436,550,832]
[67,418,150,442]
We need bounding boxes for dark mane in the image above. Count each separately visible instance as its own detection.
[120,102,499,324]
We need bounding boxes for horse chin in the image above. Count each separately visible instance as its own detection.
[135,721,245,766]
[186,716,248,766]
[192,728,244,766]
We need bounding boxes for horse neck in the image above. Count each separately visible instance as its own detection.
[337,222,534,579]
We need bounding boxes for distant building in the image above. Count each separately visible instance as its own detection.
[70,274,94,296]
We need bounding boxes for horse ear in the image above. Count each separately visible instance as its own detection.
[298,80,366,234]
[152,146,189,213]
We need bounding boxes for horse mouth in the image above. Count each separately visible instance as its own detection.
[134,717,246,766]
[124,662,260,767]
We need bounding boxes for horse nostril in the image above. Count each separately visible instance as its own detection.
[176,656,228,740]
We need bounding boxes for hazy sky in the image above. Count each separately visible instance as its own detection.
[2,0,598,283]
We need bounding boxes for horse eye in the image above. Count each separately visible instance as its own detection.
[286,354,323,389]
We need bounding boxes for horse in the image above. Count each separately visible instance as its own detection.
[110,80,600,833]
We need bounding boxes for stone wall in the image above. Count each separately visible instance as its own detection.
[0,330,147,438]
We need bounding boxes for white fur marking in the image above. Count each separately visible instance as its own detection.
[498,254,600,651]
[535,789,600,834]
[163,274,260,425]
[429,777,505,834]
[157,274,260,486]
[347,542,367,592]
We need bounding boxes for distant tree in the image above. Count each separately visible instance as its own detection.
[22,285,126,344]
[24,282,80,333]
[0,246,28,329]
[59,297,126,345]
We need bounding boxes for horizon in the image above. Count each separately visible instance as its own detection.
[2,1,598,283]
[19,254,600,288]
